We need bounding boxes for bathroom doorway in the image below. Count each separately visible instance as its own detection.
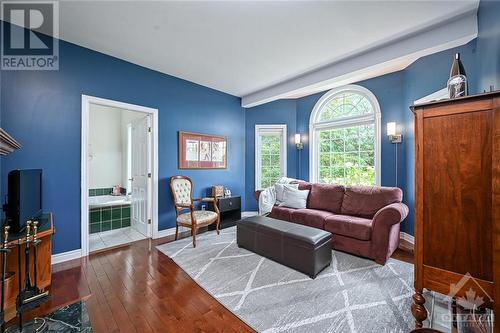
[81,96,158,255]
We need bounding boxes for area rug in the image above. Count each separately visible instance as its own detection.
[156,227,415,333]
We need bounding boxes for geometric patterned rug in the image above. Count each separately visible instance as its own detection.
[156,227,415,333]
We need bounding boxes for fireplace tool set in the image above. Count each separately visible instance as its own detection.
[0,221,49,333]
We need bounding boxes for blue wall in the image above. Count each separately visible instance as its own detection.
[244,0,500,236]
[0,36,246,254]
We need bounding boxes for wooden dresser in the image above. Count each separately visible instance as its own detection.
[411,92,500,331]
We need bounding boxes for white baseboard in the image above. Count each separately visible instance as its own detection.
[242,211,258,218]
[51,249,82,265]
[155,213,258,240]
[400,232,415,244]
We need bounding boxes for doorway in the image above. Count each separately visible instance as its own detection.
[81,95,158,256]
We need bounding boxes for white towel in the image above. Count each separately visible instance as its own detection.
[258,177,300,215]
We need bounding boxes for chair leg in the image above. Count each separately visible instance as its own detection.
[175,224,179,240]
[192,226,197,247]
[216,218,220,235]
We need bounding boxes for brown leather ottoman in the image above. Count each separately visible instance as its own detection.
[236,216,332,278]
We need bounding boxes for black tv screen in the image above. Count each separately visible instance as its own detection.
[6,169,42,232]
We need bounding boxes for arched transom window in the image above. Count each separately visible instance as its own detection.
[309,85,381,186]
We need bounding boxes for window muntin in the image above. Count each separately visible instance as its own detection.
[317,92,374,123]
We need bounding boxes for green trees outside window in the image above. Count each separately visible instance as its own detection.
[259,135,282,188]
[318,124,375,185]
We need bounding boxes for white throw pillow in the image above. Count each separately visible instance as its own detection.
[274,183,299,204]
[279,186,309,209]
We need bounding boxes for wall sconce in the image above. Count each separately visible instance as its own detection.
[295,134,303,150]
[387,122,402,143]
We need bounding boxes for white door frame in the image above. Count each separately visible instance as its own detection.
[81,95,159,257]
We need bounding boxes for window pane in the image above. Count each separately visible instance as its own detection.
[319,153,330,166]
[344,153,358,167]
[331,153,343,165]
[319,131,331,141]
[270,154,281,166]
[257,129,285,189]
[332,139,343,153]
[317,123,375,185]
[359,152,374,166]
[360,135,374,151]
[320,141,330,153]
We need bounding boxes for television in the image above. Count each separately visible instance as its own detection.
[4,169,42,233]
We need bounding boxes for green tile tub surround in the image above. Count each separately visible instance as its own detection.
[101,221,111,232]
[89,204,131,234]
[101,208,111,222]
[89,187,127,197]
[122,218,131,227]
[112,207,121,220]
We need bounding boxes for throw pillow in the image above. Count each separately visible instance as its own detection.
[274,183,299,204]
[279,186,309,209]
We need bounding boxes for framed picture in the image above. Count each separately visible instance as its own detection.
[179,131,227,169]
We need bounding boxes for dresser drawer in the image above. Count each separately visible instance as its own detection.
[217,196,240,212]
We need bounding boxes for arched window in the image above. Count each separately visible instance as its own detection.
[309,85,381,186]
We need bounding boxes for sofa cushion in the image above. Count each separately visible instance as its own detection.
[324,215,372,241]
[275,183,299,204]
[308,183,345,213]
[269,206,295,221]
[297,181,312,191]
[341,186,403,219]
[280,186,309,209]
[290,209,334,230]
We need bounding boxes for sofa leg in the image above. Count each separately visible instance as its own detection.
[375,258,386,265]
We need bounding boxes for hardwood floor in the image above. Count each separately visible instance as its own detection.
[18,235,413,333]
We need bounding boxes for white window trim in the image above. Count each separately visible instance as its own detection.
[308,84,381,185]
[255,124,287,190]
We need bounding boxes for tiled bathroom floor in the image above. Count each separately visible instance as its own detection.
[90,227,147,252]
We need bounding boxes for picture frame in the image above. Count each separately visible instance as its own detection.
[178,131,227,169]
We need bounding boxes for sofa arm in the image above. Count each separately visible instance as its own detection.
[254,190,263,202]
[371,202,409,264]
[372,202,409,227]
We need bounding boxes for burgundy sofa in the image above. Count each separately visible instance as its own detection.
[256,182,409,265]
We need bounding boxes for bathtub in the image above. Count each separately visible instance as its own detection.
[89,195,132,234]
[88,195,130,208]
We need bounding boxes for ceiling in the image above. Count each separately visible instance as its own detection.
[53,1,478,101]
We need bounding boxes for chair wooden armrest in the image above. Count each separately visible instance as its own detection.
[176,203,194,210]
[191,198,219,213]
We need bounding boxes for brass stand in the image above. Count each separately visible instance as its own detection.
[13,221,49,332]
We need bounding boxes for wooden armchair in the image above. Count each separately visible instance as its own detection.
[169,176,220,247]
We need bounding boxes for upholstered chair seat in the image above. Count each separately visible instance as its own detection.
[170,176,220,247]
[177,210,218,225]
